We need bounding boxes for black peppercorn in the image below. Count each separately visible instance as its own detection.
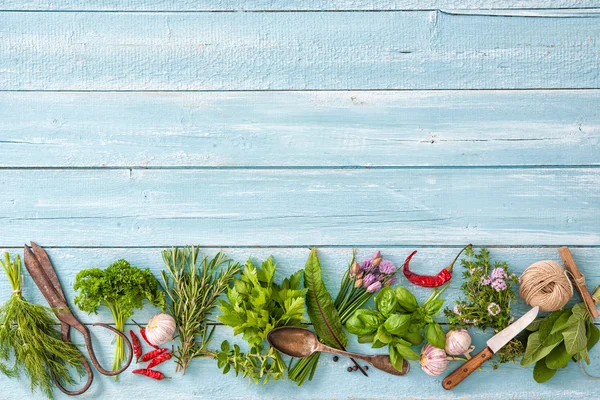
[347,367,353,372]
[364,366,369,370]
[333,356,339,362]
[352,365,358,371]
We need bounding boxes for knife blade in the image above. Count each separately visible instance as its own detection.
[442,306,539,390]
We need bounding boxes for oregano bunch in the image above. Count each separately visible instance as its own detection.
[444,246,523,366]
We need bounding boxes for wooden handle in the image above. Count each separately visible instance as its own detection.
[558,246,599,318]
[442,347,493,390]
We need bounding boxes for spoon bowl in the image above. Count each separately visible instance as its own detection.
[267,326,319,358]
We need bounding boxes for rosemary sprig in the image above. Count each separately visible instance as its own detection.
[161,246,241,374]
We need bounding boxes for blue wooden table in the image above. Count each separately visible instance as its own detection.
[1,1,599,399]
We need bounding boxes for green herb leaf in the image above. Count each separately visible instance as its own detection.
[424,299,445,317]
[539,310,564,339]
[402,330,424,346]
[533,359,557,383]
[383,314,411,337]
[545,343,570,370]
[562,318,587,355]
[389,345,405,372]
[345,309,384,336]
[374,326,393,345]
[375,287,398,317]
[425,322,446,349]
[527,318,543,332]
[304,248,348,349]
[521,331,562,366]
[550,309,573,334]
[395,287,419,312]
[394,342,420,361]
[586,321,600,351]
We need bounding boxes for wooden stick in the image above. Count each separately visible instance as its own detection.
[558,246,599,318]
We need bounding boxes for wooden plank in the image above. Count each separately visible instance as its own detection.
[1,11,599,90]
[0,168,598,247]
[1,1,598,11]
[2,246,600,399]
[3,247,599,323]
[1,91,599,167]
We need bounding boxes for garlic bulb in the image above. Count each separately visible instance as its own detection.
[420,344,448,376]
[445,329,472,356]
[145,313,176,346]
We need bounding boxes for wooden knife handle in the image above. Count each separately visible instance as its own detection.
[442,347,493,390]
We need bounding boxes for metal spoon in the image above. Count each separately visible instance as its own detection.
[267,326,409,376]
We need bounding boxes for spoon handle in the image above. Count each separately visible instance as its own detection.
[316,343,374,363]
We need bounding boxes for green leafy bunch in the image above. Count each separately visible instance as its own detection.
[216,257,307,384]
[444,247,523,365]
[345,284,447,372]
[521,303,600,383]
[0,252,84,400]
[74,259,165,374]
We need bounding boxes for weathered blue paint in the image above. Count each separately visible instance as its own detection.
[1,91,599,168]
[1,11,600,90]
[1,1,597,11]
[1,0,599,399]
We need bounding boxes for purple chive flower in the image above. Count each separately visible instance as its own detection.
[453,304,462,315]
[491,279,507,292]
[360,259,373,273]
[490,268,507,281]
[384,276,396,287]
[480,276,491,285]
[362,273,377,288]
[367,281,382,293]
[378,260,396,275]
[487,302,501,316]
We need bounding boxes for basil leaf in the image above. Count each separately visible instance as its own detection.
[425,322,446,349]
[402,330,424,346]
[375,287,398,317]
[579,347,590,365]
[545,343,570,369]
[389,345,405,372]
[375,326,393,344]
[358,334,374,344]
[371,338,387,349]
[424,299,444,317]
[394,343,420,361]
[562,318,587,355]
[534,359,557,383]
[395,287,419,312]
[345,309,384,336]
[571,303,589,320]
[383,314,411,337]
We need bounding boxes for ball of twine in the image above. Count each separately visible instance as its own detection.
[519,260,573,312]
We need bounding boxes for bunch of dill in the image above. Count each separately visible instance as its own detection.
[0,252,84,399]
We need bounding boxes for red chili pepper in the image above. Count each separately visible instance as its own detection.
[129,330,142,362]
[147,352,172,369]
[140,347,168,362]
[132,319,159,349]
[403,244,471,288]
[132,368,170,380]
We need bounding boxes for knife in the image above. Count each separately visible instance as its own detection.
[442,306,539,390]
